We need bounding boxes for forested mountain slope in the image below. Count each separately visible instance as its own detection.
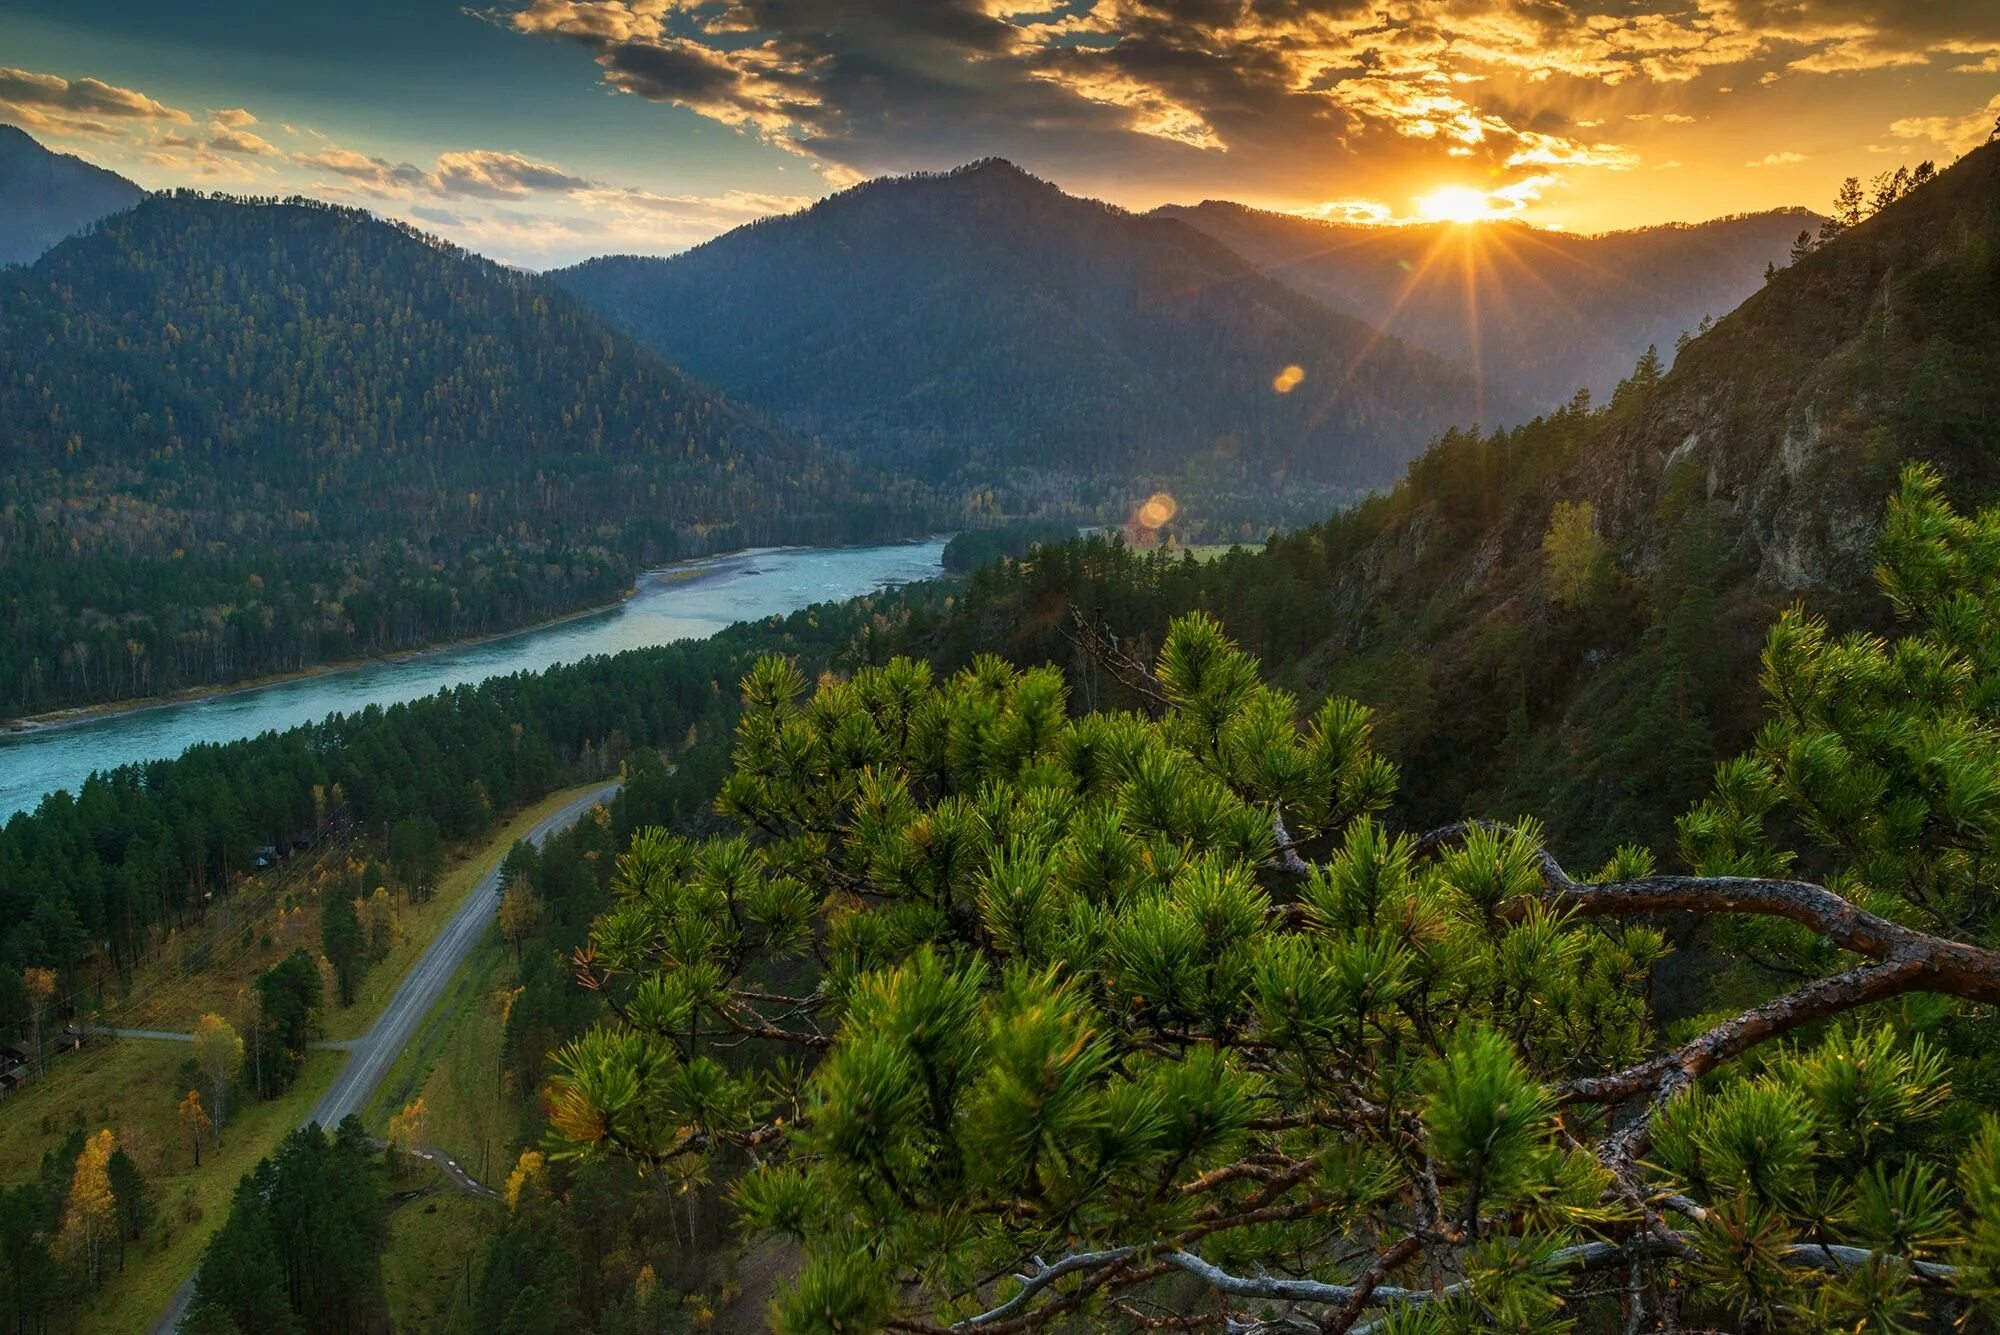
[0,193,925,716]
[556,160,1510,516]
[911,143,2000,861]
[0,126,142,266]
[1156,201,1812,412]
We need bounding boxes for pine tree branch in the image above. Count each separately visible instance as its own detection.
[1557,956,1928,1106]
[1650,1193,1960,1284]
[1319,1236,1424,1333]
[1408,820,2000,1169]
[1412,820,2000,1004]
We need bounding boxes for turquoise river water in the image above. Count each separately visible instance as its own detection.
[0,540,945,819]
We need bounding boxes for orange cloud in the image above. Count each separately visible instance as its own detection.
[1890,92,2000,155]
[0,67,192,140]
[209,125,280,156]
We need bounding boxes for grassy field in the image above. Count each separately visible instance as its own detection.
[365,933,522,1180]
[94,782,604,1042]
[1,1039,340,1335]
[382,1176,503,1334]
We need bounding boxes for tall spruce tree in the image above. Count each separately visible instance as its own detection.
[320,894,367,1008]
[251,951,321,1098]
[190,1118,385,1335]
[190,1176,300,1335]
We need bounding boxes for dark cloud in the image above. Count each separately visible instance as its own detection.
[490,0,2000,187]
[486,0,1668,209]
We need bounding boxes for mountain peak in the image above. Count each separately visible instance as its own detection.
[961,156,1032,176]
[0,126,144,266]
[556,153,1499,502]
[916,156,1062,199]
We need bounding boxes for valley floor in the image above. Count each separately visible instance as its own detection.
[6,780,617,1333]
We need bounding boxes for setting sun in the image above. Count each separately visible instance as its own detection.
[1415,185,1502,224]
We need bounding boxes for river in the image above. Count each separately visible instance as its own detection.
[0,540,946,819]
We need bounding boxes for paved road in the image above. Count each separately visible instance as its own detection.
[150,781,619,1332]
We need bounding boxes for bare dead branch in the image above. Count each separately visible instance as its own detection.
[945,1231,1959,1332]
[1062,609,1170,713]
[950,1248,1139,1329]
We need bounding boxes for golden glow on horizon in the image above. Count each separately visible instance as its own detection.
[1415,185,1507,224]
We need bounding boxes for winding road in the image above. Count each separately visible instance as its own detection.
[148,779,620,1332]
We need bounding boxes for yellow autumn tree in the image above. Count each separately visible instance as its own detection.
[177,1089,212,1167]
[386,1097,426,1153]
[22,967,55,1073]
[61,1130,117,1287]
[498,877,540,961]
[1542,498,1610,609]
[191,1014,242,1142]
[503,1149,547,1213]
[357,886,399,954]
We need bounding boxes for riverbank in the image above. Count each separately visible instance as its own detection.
[0,538,949,823]
[0,546,792,735]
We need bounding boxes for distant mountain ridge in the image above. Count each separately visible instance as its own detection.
[556,159,1510,514]
[0,125,144,266]
[1154,200,1816,412]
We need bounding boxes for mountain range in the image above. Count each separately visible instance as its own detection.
[0,127,1860,719]
[0,124,143,266]
[1156,200,1813,411]
[556,159,1505,511]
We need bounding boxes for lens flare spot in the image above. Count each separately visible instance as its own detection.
[1272,364,1306,394]
[1135,492,1177,529]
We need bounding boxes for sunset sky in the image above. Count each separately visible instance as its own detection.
[5,0,1997,267]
